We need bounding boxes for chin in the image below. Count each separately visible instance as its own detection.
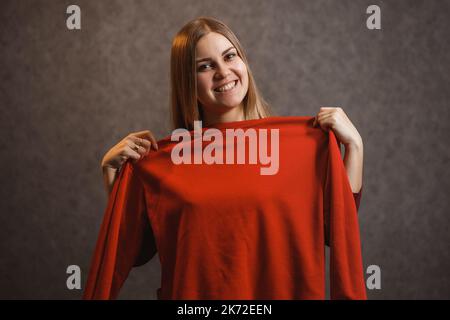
[216,100,244,110]
[213,96,245,109]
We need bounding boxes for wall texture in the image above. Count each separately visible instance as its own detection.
[0,0,449,299]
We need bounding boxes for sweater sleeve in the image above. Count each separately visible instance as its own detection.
[83,161,157,300]
[323,131,367,300]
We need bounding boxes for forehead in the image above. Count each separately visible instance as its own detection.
[195,32,234,57]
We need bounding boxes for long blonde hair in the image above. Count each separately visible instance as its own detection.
[170,16,272,130]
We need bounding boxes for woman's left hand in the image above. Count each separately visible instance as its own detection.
[312,107,362,147]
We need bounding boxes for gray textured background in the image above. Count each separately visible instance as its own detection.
[0,0,449,299]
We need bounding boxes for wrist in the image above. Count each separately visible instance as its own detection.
[101,162,119,173]
[344,138,363,151]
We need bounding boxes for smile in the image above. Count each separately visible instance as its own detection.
[214,80,238,93]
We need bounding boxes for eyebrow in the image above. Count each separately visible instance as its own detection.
[196,46,236,63]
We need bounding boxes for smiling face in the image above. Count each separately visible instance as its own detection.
[195,32,249,123]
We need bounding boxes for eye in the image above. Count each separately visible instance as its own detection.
[197,63,212,72]
[225,52,236,60]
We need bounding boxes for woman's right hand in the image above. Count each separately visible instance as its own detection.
[101,130,159,170]
[101,130,158,195]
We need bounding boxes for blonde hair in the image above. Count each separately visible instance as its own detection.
[170,16,272,130]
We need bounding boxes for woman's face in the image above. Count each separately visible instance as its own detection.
[195,32,249,119]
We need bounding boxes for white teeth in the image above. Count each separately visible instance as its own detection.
[215,80,237,92]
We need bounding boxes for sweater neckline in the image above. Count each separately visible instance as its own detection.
[203,116,276,129]
[155,115,315,145]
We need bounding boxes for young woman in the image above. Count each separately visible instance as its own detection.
[87,16,365,300]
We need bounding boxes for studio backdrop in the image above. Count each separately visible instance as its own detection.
[0,0,449,299]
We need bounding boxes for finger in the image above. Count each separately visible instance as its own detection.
[320,111,345,127]
[313,115,328,127]
[313,111,326,127]
[133,130,159,151]
[314,108,335,124]
[123,146,142,161]
[129,130,158,150]
[129,136,151,153]
[317,112,336,122]
[316,114,335,131]
[313,116,320,127]
[125,139,147,157]
[316,109,335,119]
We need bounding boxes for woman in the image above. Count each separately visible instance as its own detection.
[86,16,365,300]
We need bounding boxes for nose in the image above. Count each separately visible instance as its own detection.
[214,60,231,79]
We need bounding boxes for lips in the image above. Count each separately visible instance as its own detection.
[213,80,238,93]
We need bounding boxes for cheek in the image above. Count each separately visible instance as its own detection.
[238,69,249,94]
[196,75,211,97]
[236,62,248,85]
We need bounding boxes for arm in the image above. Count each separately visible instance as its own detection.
[343,138,364,194]
[312,107,364,195]
[345,139,364,211]
[102,165,120,195]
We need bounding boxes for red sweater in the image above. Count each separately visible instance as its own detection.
[83,116,366,300]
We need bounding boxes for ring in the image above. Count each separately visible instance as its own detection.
[133,144,140,152]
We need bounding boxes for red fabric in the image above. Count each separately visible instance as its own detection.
[83,116,366,300]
